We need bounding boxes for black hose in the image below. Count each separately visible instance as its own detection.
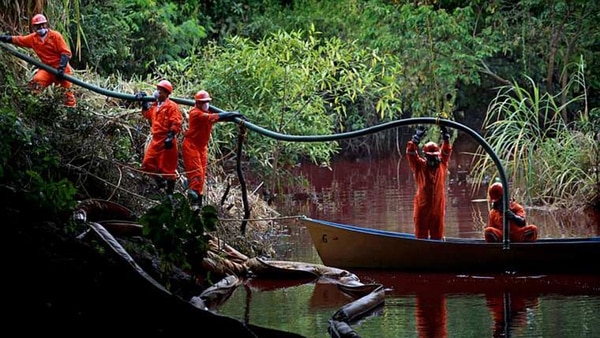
[1,42,511,248]
[236,125,250,235]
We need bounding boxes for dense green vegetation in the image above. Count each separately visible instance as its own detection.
[1,0,598,223]
[1,3,597,336]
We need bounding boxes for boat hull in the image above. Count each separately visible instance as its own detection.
[301,217,600,274]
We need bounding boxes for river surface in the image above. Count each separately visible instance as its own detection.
[217,155,600,338]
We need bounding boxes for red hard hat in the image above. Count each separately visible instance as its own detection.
[488,182,503,202]
[423,142,440,156]
[194,90,212,102]
[157,80,173,94]
[31,14,48,25]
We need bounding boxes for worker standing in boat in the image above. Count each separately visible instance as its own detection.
[135,80,182,197]
[483,182,538,242]
[181,90,244,210]
[406,125,452,240]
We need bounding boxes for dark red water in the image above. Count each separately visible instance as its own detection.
[280,155,599,239]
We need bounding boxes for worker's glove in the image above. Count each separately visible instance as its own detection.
[56,54,69,78]
[164,130,175,149]
[217,111,245,122]
[135,91,147,100]
[411,126,426,145]
[0,35,11,43]
[440,125,450,141]
[505,209,526,227]
[56,66,65,78]
[135,91,152,110]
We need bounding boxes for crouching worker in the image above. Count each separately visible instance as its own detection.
[0,14,76,107]
[484,182,538,242]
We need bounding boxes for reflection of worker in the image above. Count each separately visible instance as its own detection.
[0,14,76,107]
[406,125,453,240]
[486,292,538,338]
[135,80,182,196]
[416,292,448,338]
[484,183,538,242]
[182,90,243,209]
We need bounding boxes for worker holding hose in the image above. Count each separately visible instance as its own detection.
[182,90,244,210]
[0,14,76,107]
[406,125,453,240]
[135,80,182,197]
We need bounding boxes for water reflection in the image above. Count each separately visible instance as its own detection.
[217,156,600,337]
[221,272,600,338]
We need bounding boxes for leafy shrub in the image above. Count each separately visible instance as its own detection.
[139,193,219,273]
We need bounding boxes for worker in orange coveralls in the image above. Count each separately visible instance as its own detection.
[406,125,453,240]
[416,291,448,338]
[484,182,538,242]
[135,80,182,196]
[182,90,244,209]
[0,14,76,107]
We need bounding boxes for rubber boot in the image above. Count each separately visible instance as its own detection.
[154,176,166,191]
[189,189,202,212]
[166,180,175,196]
[193,194,204,214]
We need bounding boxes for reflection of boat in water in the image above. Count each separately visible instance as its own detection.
[352,271,600,296]
[245,271,600,337]
[312,271,600,338]
[306,271,600,311]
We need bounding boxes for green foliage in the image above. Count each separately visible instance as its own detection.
[67,0,207,77]
[471,60,596,208]
[68,3,134,76]
[139,193,219,272]
[0,72,77,219]
[239,1,500,119]
[157,28,408,174]
[470,0,600,110]
[23,170,78,215]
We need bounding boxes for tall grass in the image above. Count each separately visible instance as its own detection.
[470,60,598,209]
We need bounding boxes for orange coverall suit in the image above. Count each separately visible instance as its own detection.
[12,30,76,106]
[141,99,182,182]
[406,140,452,240]
[484,201,538,242]
[182,106,220,194]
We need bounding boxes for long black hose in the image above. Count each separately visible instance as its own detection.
[0,42,512,248]
[236,125,251,235]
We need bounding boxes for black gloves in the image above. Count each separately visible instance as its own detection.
[217,111,245,122]
[135,91,147,100]
[135,91,152,110]
[134,91,146,100]
[411,126,426,145]
[164,130,175,149]
[0,35,11,43]
[56,54,69,78]
[505,209,526,227]
[440,125,450,141]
